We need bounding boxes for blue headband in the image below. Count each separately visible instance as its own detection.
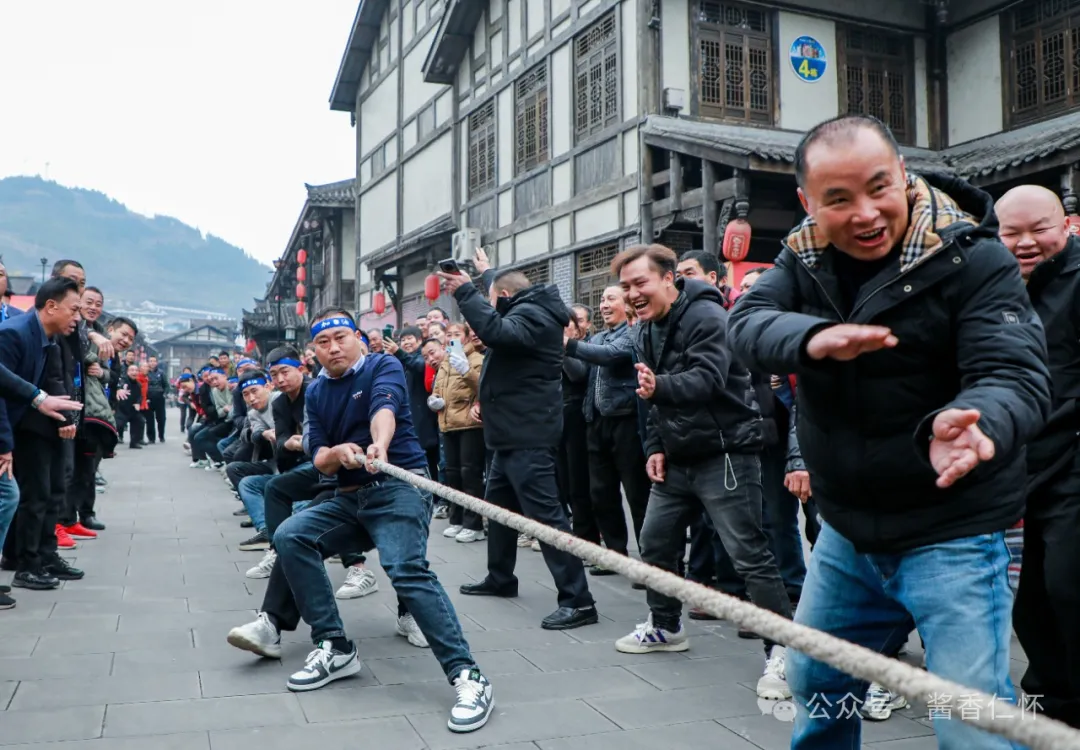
[269,357,302,369]
[310,316,357,339]
[237,358,257,368]
[241,376,268,390]
[227,376,238,384]
[208,368,226,376]
[179,373,194,381]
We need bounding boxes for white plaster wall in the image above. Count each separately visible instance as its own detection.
[515,224,549,260]
[914,37,930,148]
[403,269,427,296]
[553,215,572,249]
[359,173,399,252]
[499,189,514,226]
[947,15,1002,145]
[341,210,357,281]
[777,12,839,131]
[552,0,570,17]
[436,91,453,126]
[508,0,522,54]
[552,161,572,204]
[402,133,453,234]
[402,26,443,119]
[580,0,601,16]
[551,43,572,158]
[526,0,544,39]
[623,128,638,175]
[661,0,690,100]
[360,68,399,154]
[622,189,638,228]
[574,197,619,241]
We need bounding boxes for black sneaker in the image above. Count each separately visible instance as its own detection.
[0,584,10,593]
[238,531,270,551]
[286,641,362,691]
[541,605,599,630]
[448,667,494,732]
[12,570,60,590]
[80,516,106,531]
[45,557,85,581]
[240,519,254,529]
[0,592,14,609]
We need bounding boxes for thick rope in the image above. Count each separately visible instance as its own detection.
[369,458,1080,749]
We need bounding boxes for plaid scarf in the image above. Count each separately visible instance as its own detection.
[785,173,978,273]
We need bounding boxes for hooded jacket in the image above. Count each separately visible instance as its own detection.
[728,172,1051,554]
[431,346,484,433]
[454,281,569,450]
[634,278,764,464]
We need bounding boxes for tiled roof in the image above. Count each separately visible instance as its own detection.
[306,179,355,207]
[242,299,306,331]
[943,110,1080,180]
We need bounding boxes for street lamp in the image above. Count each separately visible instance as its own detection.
[39,257,48,283]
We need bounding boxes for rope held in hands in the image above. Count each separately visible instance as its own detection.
[363,456,1080,749]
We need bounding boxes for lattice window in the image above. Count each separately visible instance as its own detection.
[520,260,551,286]
[515,64,549,174]
[469,99,497,197]
[839,27,914,144]
[696,1,773,124]
[576,243,619,320]
[574,14,620,142]
[1006,0,1080,124]
[657,230,698,255]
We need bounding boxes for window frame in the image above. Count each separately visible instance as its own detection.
[468,98,497,198]
[514,62,550,175]
[1001,0,1080,128]
[573,12,622,144]
[836,24,917,146]
[575,243,619,322]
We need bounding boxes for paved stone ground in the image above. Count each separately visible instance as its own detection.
[0,439,1028,749]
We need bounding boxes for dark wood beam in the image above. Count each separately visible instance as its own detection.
[702,159,718,256]
[670,152,684,212]
[641,134,753,170]
[965,148,1080,188]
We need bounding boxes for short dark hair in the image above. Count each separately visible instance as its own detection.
[239,369,269,385]
[313,306,355,324]
[492,269,531,296]
[34,276,79,310]
[83,285,104,297]
[51,259,84,277]
[743,268,765,280]
[183,366,192,373]
[398,326,423,340]
[570,303,591,322]
[421,337,444,349]
[794,114,902,188]
[266,345,301,365]
[611,244,678,279]
[679,250,724,279]
[427,306,448,318]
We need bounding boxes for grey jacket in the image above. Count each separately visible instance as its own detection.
[565,322,639,422]
[245,390,280,462]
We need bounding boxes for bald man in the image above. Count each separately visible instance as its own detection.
[997,184,1080,728]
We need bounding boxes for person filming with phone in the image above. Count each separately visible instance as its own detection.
[437,261,598,630]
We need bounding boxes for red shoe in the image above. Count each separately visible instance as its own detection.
[54,525,78,549]
[64,523,98,540]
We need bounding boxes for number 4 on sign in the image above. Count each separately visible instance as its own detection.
[799,59,812,77]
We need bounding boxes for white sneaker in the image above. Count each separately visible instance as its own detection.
[246,549,277,579]
[517,533,533,548]
[448,667,494,733]
[335,566,379,600]
[226,612,282,659]
[189,459,208,469]
[530,539,541,552]
[456,528,486,543]
[396,613,430,648]
[757,645,791,699]
[862,682,908,721]
[615,616,690,654]
[442,524,463,538]
[287,641,362,692]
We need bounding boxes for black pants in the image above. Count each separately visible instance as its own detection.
[1014,473,1080,728]
[147,396,166,442]
[586,414,651,555]
[225,460,274,493]
[5,432,60,573]
[69,441,103,523]
[119,408,145,447]
[485,447,594,609]
[443,429,484,531]
[264,465,366,568]
[178,403,189,433]
[224,438,251,463]
[558,403,593,541]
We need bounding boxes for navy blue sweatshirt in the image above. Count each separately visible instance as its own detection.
[304,353,427,487]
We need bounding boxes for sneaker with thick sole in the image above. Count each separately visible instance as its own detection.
[238,531,269,552]
[64,523,98,540]
[335,566,379,599]
[516,533,533,548]
[245,549,277,579]
[44,557,84,581]
[433,505,450,520]
[0,592,14,609]
[54,525,78,550]
[80,515,106,531]
[757,645,791,700]
[615,617,690,653]
[12,570,60,590]
[862,682,908,721]
[442,525,463,538]
[287,641,362,691]
[449,667,494,733]
[455,528,485,543]
[396,613,429,648]
[226,612,282,659]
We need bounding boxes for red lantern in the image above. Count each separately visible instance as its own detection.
[373,291,386,315]
[424,274,441,302]
[296,300,306,317]
[245,339,256,353]
[296,282,306,299]
[297,248,308,265]
[1068,215,1080,236]
[722,219,752,262]
[296,266,306,282]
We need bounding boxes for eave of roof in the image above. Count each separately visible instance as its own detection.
[329,0,392,113]
[422,1,484,85]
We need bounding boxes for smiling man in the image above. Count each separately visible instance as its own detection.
[728,114,1052,749]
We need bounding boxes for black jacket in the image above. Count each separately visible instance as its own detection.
[18,339,68,441]
[636,278,764,464]
[728,172,1051,553]
[562,355,588,408]
[230,384,248,432]
[272,377,311,473]
[454,281,569,450]
[146,368,168,400]
[395,350,439,450]
[117,374,143,418]
[566,322,639,421]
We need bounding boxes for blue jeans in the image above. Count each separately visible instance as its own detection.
[216,433,238,458]
[0,475,19,552]
[273,474,475,680]
[789,522,1019,750]
[238,474,311,535]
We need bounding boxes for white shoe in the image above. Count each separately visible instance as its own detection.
[189,459,208,469]
[226,612,282,659]
[517,533,533,548]
[757,645,791,699]
[246,549,277,579]
[448,668,494,733]
[531,539,541,552]
[396,613,430,648]
[335,566,379,599]
[862,682,908,721]
[456,528,486,543]
[443,525,463,538]
[615,616,690,654]
[287,641,362,692]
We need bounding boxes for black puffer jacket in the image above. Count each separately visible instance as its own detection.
[635,278,763,464]
[729,172,1051,553]
[454,281,569,450]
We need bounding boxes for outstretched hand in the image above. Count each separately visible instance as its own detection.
[929,409,995,488]
[806,324,898,361]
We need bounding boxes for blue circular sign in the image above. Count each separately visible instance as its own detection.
[790,35,827,83]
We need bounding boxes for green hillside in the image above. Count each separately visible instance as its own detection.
[0,175,269,315]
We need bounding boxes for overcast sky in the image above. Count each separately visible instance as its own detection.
[0,0,359,266]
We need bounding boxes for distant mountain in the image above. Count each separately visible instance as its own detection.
[0,176,270,316]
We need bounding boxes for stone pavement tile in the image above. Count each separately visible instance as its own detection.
[102,694,307,737]
[8,671,202,710]
[52,599,191,618]
[0,613,119,637]
[715,712,937,750]
[0,596,55,618]
[559,619,652,645]
[118,610,254,635]
[0,653,113,681]
[367,648,540,685]
[464,627,577,654]
[0,636,38,658]
[122,581,252,601]
[460,608,546,631]
[198,660,377,699]
[490,665,659,705]
[209,716,426,750]
[186,594,263,614]
[626,653,765,690]
[864,738,940,748]
[861,715,937,744]
[110,644,280,677]
[537,720,760,750]
[0,704,105,744]
[514,639,690,673]
[584,684,761,729]
[51,585,126,603]
[0,732,210,750]
[37,629,194,657]
[0,681,15,710]
[410,700,619,750]
[296,681,463,723]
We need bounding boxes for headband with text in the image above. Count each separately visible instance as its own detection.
[241,376,269,390]
[237,358,258,368]
[310,316,357,339]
